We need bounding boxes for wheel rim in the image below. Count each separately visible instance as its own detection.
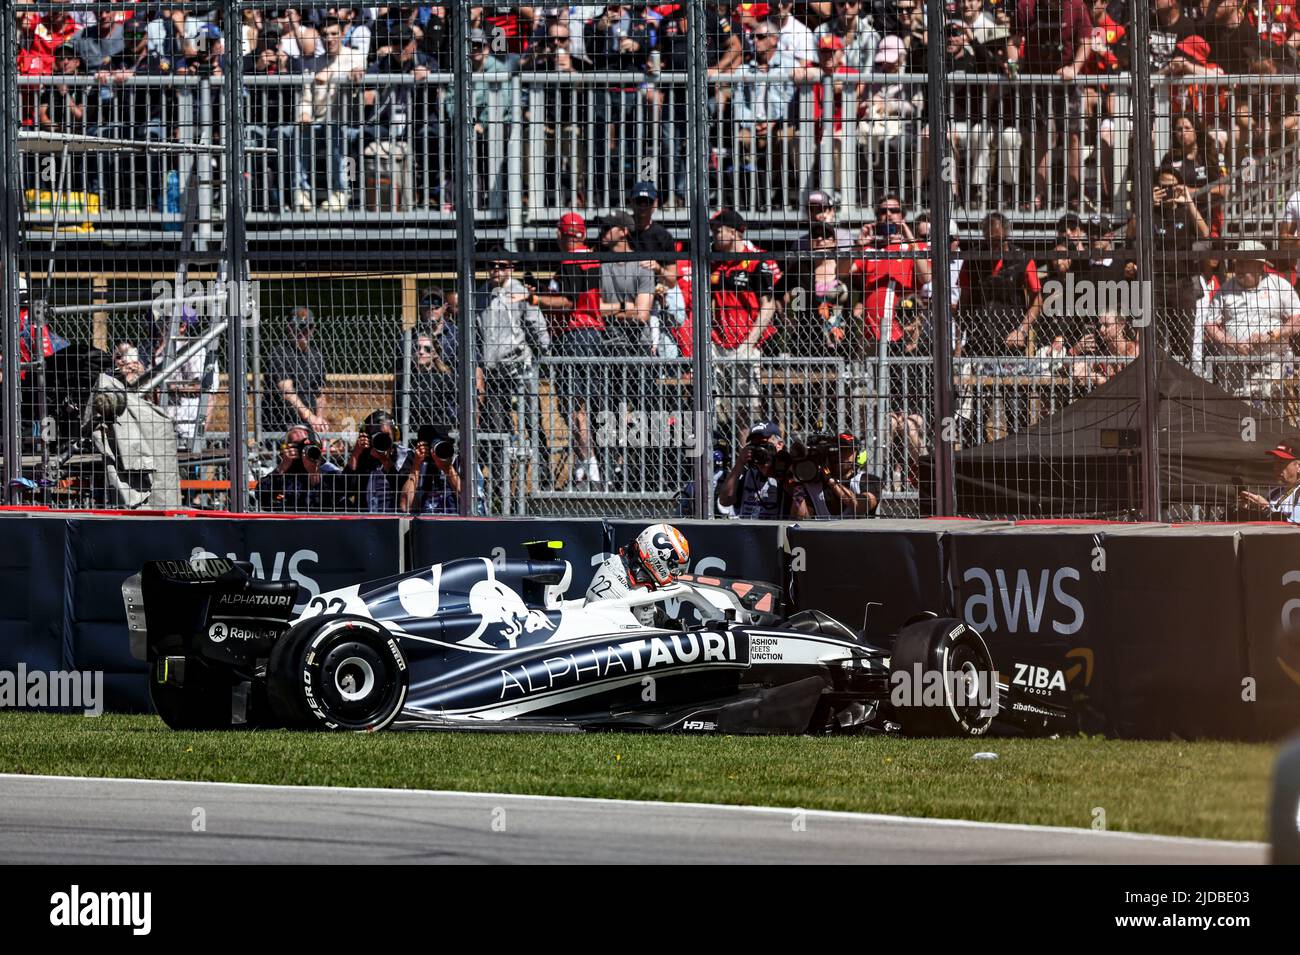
[334,656,376,703]
[315,640,399,727]
[948,644,993,728]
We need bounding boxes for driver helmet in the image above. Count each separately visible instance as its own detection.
[627,523,690,589]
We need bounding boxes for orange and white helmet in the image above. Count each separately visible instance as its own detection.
[629,523,690,589]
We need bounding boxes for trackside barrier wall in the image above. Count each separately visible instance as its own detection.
[1,514,404,712]
[0,513,1297,738]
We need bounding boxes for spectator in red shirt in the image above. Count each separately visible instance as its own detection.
[852,194,932,349]
[535,212,605,486]
[808,33,864,192]
[709,208,777,430]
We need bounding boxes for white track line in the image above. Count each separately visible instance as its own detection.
[0,772,1265,850]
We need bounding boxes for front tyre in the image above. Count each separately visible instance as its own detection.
[889,617,996,737]
[268,616,408,731]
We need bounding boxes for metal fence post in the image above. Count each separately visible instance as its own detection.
[926,0,956,516]
[453,0,478,517]
[506,76,523,248]
[686,0,715,519]
[1129,7,1161,521]
[223,1,250,511]
[0,0,19,501]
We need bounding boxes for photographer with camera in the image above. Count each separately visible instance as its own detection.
[398,425,462,515]
[340,409,404,512]
[786,431,881,520]
[256,424,341,512]
[718,421,789,519]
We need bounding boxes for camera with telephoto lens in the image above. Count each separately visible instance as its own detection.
[368,429,395,454]
[296,440,323,463]
[788,433,837,485]
[416,424,454,461]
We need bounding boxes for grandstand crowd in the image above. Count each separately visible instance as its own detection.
[11,1,1300,514]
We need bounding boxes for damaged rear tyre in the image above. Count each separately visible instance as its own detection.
[890,617,996,737]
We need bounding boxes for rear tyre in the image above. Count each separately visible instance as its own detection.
[267,616,408,731]
[889,617,996,737]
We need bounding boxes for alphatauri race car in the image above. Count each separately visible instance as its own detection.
[124,542,1071,736]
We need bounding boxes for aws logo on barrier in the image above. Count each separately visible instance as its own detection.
[960,566,1085,636]
[1276,571,1300,687]
[188,547,320,610]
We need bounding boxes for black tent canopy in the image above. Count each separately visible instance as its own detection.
[923,352,1296,518]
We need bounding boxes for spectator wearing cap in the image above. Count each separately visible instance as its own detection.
[598,212,659,355]
[1240,440,1300,523]
[39,47,86,132]
[627,181,678,257]
[446,27,513,205]
[394,289,462,435]
[788,430,880,518]
[710,208,777,429]
[533,213,605,486]
[474,245,551,439]
[718,420,788,519]
[1079,215,1126,286]
[257,423,343,513]
[293,16,367,212]
[94,16,179,144]
[795,190,854,251]
[1203,241,1300,401]
[360,20,433,207]
[265,306,330,439]
[863,33,922,197]
[805,33,865,192]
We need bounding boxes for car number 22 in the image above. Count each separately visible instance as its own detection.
[303,595,347,618]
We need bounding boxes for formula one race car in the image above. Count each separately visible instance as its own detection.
[124,542,1072,737]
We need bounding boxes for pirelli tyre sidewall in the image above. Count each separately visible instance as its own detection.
[268,616,408,731]
[890,617,996,738]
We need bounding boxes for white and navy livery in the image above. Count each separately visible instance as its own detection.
[123,542,1072,736]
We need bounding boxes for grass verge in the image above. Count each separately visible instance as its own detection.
[0,712,1275,841]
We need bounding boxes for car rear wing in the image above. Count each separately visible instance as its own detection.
[124,558,300,666]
